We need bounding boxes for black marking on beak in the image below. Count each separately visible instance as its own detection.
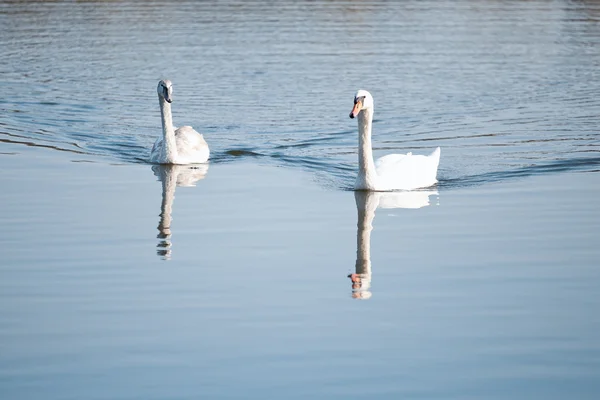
[164,87,172,103]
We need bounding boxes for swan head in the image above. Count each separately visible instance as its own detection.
[349,89,373,119]
[157,79,173,103]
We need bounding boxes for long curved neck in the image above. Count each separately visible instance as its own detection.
[357,107,378,188]
[159,96,178,163]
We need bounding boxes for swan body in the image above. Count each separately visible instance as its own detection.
[150,80,209,164]
[349,90,440,191]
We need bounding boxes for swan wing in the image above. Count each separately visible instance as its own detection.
[150,136,164,164]
[174,126,210,163]
[375,147,440,190]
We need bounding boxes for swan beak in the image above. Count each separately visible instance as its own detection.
[349,100,362,119]
[163,87,173,103]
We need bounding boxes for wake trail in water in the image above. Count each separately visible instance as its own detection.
[440,157,600,189]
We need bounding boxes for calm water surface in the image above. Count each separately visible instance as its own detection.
[1,1,599,399]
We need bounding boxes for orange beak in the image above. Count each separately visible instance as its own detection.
[349,100,362,119]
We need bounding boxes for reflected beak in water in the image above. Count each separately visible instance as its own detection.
[349,99,362,119]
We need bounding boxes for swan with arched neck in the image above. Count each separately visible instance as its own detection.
[349,90,440,191]
[150,80,210,164]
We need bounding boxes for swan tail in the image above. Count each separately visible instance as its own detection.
[430,147,441,171]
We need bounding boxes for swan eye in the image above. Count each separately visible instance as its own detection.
[354,96,365,105]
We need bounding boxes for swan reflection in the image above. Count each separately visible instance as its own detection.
[152,164,209,260]
[349,190,438,299]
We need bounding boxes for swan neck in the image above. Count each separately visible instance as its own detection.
[159,96,178,162]
[357,107,377,187]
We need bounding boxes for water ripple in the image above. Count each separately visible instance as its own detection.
[1,0,599,189]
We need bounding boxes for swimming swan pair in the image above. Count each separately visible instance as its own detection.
[150,81,440,191]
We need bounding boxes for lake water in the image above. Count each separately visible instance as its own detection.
[1,1,599,399]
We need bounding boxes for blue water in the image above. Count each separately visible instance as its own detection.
[1,1,599,399]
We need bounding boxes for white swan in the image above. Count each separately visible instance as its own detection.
[150,79,210,164]
[349,90,440,191]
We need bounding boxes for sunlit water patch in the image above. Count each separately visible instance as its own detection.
[1,145,599,399]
